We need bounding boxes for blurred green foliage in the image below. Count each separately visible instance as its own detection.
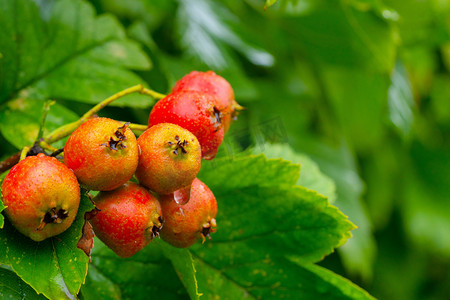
[89,0,449,298]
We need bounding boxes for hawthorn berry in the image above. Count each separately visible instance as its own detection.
[135,123,201,202]
[148,91,224,160]
[64,117,139,191]
[1,153,80,241]
[160,178,217,248]
[172,71,241,133]
[90,182,163,258]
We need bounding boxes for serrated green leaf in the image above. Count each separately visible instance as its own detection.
[0,0,153,108]
[192,255,374,299]
[299,139,376,281]
[0,268,46,300]
[0,193,94,299]
[178,155,363,298]
[290,261,376,300]
[88,238,188,299]
[0,98,78,150]
[252,143,337,203]
[193,184,354,264]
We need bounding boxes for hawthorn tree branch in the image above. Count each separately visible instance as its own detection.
[0,84,166,174]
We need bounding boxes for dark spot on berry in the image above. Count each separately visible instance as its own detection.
[200,218,217,243]
[149,216,164,239]
[36,208,69,231]
[176,139,188,154]
[101,122,130,151]
[213,107,222,124]
[201,226,213,240]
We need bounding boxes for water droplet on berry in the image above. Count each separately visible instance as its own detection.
[174,185,191,205]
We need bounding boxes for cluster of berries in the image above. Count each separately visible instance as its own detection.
[1,71,239,257]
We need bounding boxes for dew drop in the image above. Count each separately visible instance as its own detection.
[173,185,191,205]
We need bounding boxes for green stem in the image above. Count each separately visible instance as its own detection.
[1,85,164,172]
[141,87,166,99]
[44,84,164,144]
[36,100,55,142]
[19,147,30,161]
[128,123,149,132]
[39,140,59,153]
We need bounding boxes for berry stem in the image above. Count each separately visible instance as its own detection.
[0,85,166,173]
[0,152,20,173]
[45,85,165,144]
[19,147,30,161]
[39,140,59,153]
[36,100,55,142]
[141,87,166,100]
[128,123,148,132]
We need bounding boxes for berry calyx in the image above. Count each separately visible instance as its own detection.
[136,123,201,199]
[148,91,225,160]
[171,71,241,132]
[64,117,139,191]
[90,182,163,258]
[1,153,80,241]
[160,178,217,248]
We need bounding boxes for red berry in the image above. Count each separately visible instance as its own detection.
[90,182,163,258]
[171,71,240,132]
[136,123,201,199]
[64,117,139,191]
[148,91,224,160]
[1,153,80,241]
[160,178,217,248]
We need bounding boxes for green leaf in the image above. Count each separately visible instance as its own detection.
[0,200,4,229]
[299,139,376,281]
[0,0,153,108]
[252,143,337,203]
[319,67,390,151]
[184,155,365,298]
[192,255,374,299]
[430,74,450,125]
[0,193,94,299]
[97,0,175,31]
[265,0,279,9]
[0,268,46,300]
[287,1,397,72]
[176,0,274,69]
[80,264,121,300]
[290,262,376,300]
[388,63,415,138]
[158,241,201,299]
[0,98,79,149]
[199,154,300,192]
[402,142,450,256]
[88,238,188,299]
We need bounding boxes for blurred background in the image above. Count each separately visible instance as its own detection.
[85,1,450,299]
[2,0,450,299]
